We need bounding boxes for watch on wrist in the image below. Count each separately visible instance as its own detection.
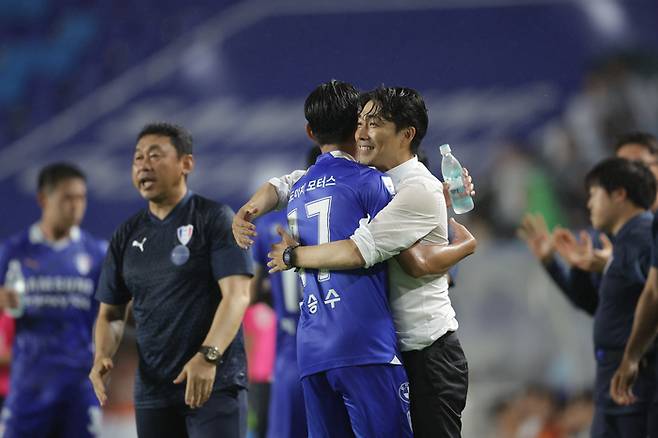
[282,244,300,270]
[199,345,222,365]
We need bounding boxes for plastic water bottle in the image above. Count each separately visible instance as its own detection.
[4,260,26,318]
[440,144,474,214]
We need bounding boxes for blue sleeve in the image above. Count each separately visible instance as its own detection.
[95,231,132,305]
[544,257,598,315]
[359,171,393,218]
[210,204,254,280]
[251,219,269,267]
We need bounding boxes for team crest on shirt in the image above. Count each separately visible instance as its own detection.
[75,253,92,276]
[399,382,410,404]
[176,225,194,246]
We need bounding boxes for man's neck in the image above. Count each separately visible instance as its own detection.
[320,143,356,157]
[39,220,72,242]
[383,150,415,172]
[149,185,187,220]
[611,207,646,236]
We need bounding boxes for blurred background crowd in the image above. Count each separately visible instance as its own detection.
[1,0,658,436]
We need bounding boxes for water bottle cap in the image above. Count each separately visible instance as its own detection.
[439,144,451,155]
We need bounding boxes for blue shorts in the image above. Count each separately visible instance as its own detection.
[267,355,306,438]
[1,370,101,438]
[135,386,247,438]
[301,364,412,438]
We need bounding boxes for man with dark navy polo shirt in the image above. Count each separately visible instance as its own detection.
[89,123,253,438]
[553,158,657,437]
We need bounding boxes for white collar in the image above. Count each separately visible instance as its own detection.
[29,223,81,250]
[329,150,357,162]
[386,156,419,187]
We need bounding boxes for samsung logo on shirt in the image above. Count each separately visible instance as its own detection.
[26,276,95,296]
[23,294,92,310]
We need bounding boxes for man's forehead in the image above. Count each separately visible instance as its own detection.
[135,134,173,151]
[617,143,655,162]
[359,101,384,119]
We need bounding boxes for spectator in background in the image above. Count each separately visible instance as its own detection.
[492,387,594,438]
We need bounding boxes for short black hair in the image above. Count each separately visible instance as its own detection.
[585,157,656,209]
[360,86,428,154]
[614,132,658,155]
[37,162,86,193]
[304,80,360,146]
[137,122,193,156]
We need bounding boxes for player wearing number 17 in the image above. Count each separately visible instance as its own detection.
[277,81,412,437]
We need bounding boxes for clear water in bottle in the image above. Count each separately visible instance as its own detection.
[440,144,474,214]
[4,259,26,318]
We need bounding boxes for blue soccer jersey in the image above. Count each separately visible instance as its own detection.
[0,224,106,437]
[0,225,106,371]
[253,212,301,363]
[252,212,306,438]
[287,152,400,377]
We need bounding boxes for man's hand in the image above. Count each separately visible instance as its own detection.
[89,357,114,406]
[267,226,299,274]
[232,202,259,249]
[590,233,613,273]
[553,228,612,272]
[443,168,475,209]
[450,218,476,254]
[610,357,639,406]
[517,213,554,264]
[0,287,19,310]
[173,353,217,409]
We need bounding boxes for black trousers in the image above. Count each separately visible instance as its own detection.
[401,331,468,438]
[135,386,247,438]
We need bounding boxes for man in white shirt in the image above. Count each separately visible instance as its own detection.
[266,87,472,438]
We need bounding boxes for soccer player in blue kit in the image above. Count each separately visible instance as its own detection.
[89,123,253,438]
[0,163,106,438]
[250,147,321,438]
[240,81,412,437]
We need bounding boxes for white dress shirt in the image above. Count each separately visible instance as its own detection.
[350,156,458,351]
[269,155,458,351]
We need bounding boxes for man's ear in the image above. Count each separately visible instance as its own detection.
[306,124,316,142]
[181,154,195,176]
[610,187,627,203]
[403,126,416,147]
[36,191,47,210]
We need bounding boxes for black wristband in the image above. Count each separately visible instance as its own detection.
[282,244,300,270]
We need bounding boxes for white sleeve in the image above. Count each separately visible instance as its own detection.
[350,177,446,268]
[268,169,307,211]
